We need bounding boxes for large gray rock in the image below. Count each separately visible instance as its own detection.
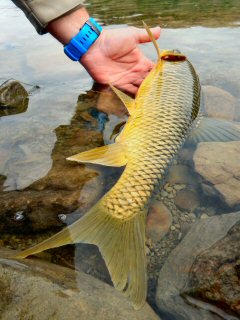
[156,212,240,320]
[193,141,240,207]
[0,249,160,320]
[202,85,238,121]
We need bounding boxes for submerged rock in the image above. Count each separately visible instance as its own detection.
[167,164,198,186]
[0,80,28,116]
[156,211,240,320]
[0,249,160,320]
[202,85,238,121]
[193,141,240,208]
[184,221,240,317]
[146,201,172,243]
[0,190,80,233]
[174,188,201,212]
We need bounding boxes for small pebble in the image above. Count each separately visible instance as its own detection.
[207,207,217,216]
[58,213,67,222]
[161,191,168,197]
[201,213,209,220]
[189,213,196,219]
[170,225,176,231]
[13,211,25,222]
[178,232,183,240]
[180,216,186,222]
[145,246,150,255]
[166,187,173,193]
[174,184,186,191]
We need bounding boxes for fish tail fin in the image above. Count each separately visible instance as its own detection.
[15,201,147,309]
[143,21,161,60]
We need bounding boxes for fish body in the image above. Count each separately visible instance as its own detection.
[15,26,201,308]
[103,58,200,221]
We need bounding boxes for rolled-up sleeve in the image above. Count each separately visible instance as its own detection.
[11,0,85,34]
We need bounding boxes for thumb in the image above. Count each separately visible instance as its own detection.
[134,26,161,44]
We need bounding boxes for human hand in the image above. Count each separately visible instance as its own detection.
[81,27,161,95]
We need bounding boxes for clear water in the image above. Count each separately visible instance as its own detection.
[0,0,240,318]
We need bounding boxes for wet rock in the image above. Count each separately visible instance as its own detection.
[0,190,80,233]
[146,201,172,243]
[167,165,198,186]
[174,188,201,212]
[156,211,240,320]
[74,244,111,285]
[0,249,160,320]
[184,221,240,317]
[201,182,219,198]
[202,85,237,121]
[178,147,195,163]
[194,141,240,207]
[0,80,28,116]
[200,213,209,219]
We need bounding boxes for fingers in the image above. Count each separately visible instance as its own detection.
[134,26,161,44]
[115,83,139,96]
[144,57,154,71]
[113,68,154,95]
[132,62,154,86]
[111,55,155,95]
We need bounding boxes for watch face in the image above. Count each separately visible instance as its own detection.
[86,18,102,35]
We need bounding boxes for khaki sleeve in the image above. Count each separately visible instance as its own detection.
[11,0,85,34]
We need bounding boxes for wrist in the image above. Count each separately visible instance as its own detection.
[47,7,90,45]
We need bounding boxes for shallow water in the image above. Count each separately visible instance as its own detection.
[0,0,240,319]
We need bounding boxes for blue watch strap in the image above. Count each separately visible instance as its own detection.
[64,17,102,61]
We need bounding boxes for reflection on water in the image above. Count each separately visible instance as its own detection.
[0,0,240,318]
[0,88,124,234]
[86,0,240,27]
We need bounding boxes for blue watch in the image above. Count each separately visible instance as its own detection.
[64,17,102,61]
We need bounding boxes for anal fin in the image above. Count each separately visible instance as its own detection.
[67,143,127,167]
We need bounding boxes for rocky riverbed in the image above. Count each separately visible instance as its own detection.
[1,80,240,319]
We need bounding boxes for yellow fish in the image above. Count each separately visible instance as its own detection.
[16,23,234,308]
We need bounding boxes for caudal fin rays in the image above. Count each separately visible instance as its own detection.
[98,209,147,309]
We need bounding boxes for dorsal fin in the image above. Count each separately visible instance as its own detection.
[142,21,161,60]
[110,84,135,115]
